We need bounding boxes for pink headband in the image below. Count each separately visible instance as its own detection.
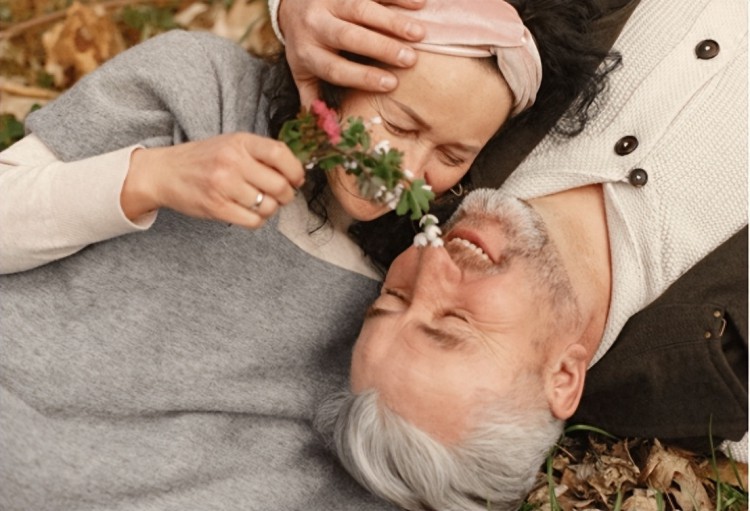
[390,0,542,116]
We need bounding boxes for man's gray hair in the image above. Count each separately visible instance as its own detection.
[314,388,562,511]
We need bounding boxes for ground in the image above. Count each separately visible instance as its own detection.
[0,1,747,509]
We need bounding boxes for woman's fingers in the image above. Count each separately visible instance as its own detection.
[124,133,304,229]
[242,138,305,192]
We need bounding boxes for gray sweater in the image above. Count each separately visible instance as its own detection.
[1,31,391,510]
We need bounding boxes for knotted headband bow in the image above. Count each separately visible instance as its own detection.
[390,0,542,116]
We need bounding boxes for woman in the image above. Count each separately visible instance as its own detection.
[0,1,613,509]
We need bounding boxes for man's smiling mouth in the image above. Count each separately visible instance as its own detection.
[445,237,492,263]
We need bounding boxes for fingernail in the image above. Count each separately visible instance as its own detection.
[405,22,424,39]
[397,47,417,66]
[379,75,398,90]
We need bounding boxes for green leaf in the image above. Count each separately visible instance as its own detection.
[407,191,422,220]
[319,154,345,171]
[395,192,410,216]
[0,114,25,151]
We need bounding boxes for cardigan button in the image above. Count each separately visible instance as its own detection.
[628,168,648,187]
[614,136,639,155]
[704,331,712,339]
[696,39,720,60]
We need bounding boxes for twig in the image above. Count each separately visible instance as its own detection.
[0,0,176,40]
[0,80,59,100]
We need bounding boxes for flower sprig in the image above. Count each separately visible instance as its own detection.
[279,100,441,246]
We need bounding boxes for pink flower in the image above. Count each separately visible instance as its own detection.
[311,99,342,145]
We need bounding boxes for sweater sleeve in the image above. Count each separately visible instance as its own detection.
[0,135,156,274]
[720,434,748,464]
[24,29,272,162]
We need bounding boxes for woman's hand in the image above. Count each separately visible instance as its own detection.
[121,133,305,229]
[278,0,427,106]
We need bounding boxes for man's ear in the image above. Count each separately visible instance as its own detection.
[544,343,588,420]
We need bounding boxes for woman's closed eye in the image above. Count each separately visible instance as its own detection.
[438,150,465,167]
[384,120,417,137]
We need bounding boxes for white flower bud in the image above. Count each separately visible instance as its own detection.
[430,238,445,248]
[413,233,428,247]
[374,185,388,200]
[421,184,433,192]
[373,140,391,154]
[419,214,439,227]
[370,116,382,125]
[403,169,415,181]
[424,224,442,241]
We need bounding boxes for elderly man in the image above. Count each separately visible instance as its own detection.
[308,0,748,508]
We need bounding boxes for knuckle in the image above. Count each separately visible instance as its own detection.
[332,23,358,50]
[268,180,289,198]
[264,141,285,161]
[323,60,346,86]
[349,0,371,21]
[213,144,239,169]
[206,167,231,191]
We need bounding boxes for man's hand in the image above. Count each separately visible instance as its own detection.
[278,0,426,106]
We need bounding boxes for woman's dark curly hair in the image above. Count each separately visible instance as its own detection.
[267,0,621,270]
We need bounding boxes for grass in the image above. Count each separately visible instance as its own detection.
[522,423,748,511]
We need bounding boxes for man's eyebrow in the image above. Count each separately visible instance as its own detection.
[388,98,482,154]
[417,323,466,350]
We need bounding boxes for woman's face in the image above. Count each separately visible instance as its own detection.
[328,52,514,221]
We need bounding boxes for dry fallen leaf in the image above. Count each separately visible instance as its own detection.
[560,438,640,505]
[621,488,660,511]
[42,1,125,88]
[211,0,280,56]
[695,456,749,489]
[641,439,713,511]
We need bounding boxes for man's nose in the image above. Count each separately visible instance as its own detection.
[410,245,462,300]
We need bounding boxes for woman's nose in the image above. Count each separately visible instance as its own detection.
[401,145,431,182]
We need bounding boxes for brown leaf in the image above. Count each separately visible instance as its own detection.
[621,488,660,511]
[42,1,125,88]
[694,456,749,489]
[641,439,712,511]
[569,454,640,503]
[210,0,280,56]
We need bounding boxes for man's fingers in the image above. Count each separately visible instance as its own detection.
[376,0,426,9]
[336,0,425,42]
[297,53,398,94]
[293,47,399,93]
[325,21,418,68]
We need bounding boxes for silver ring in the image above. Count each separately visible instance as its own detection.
[251,192,265,211]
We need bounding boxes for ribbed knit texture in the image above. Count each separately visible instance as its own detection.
[502,0,748,366]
